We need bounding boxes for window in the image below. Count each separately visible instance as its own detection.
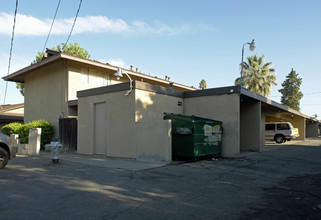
[277,123,290,130]
[265,124,275,130]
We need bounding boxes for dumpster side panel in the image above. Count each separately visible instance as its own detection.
[172,136,194,158]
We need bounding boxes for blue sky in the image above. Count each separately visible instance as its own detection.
[1,0,320,119]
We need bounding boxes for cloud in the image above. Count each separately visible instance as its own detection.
[0,53,30,77]
[0,12,216,37]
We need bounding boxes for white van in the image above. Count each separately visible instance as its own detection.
[265,122,299,143]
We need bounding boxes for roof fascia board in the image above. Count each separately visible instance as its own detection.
[77,82,131,98]
[77,81,184,98]
[240,88,310,119]
[135,81,184,97]
[184,86,239,98]
[2,54,63,82]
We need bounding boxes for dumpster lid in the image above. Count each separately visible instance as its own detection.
[164,113,222,124]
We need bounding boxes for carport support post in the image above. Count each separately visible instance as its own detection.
[306,121,319,137]
[240,100,262,152]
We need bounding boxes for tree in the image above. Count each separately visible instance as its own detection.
[32,42,91,64]
[235,54,277,97]
[16,82,24,96]
[17,43,91,96]
[278,68,303,111]
[199,79,207,90]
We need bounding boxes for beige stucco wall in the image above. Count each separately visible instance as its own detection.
[78,90,136,158]
[24,60,67,136]
[135,89,183,122]
[136,120,172,162]
[184,93,240,158]
[24,59,127,138]
[78,87,178,162]
[134,89,182,162]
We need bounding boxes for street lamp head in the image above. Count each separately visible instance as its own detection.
[114,67,123,80]
[249,39,256,51]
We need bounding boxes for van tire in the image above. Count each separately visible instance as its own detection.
[275,135,285,144]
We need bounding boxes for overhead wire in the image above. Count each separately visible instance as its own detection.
[270,91,321,98]
[3,0,18,105]
[63,0,83,50]
[42,0,62,54]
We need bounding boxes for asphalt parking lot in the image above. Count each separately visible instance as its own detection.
[1,138,321,220]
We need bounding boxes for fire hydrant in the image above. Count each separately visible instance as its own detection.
[49,138,62,163]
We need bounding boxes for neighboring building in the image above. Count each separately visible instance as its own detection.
[0,104,24,130]
[3,50,195,135]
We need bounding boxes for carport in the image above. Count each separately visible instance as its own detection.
[240,87,314,152]
[184,86,311,157]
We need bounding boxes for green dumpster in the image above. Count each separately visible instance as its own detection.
[164,113,223,160]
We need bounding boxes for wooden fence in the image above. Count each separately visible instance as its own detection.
[59,118,77,151]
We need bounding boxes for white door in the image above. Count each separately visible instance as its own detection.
[94,102,106,155]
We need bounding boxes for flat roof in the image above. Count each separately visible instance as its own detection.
[77,81,312,120]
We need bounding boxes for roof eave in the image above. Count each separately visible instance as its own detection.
[2,53,63,82]
[2,52,196,91]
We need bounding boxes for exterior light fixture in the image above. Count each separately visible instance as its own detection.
[114,67,133,95]
[249,39,256,51]
[240,39,256,93]
[114,68,123,80]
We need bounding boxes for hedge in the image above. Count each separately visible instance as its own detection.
[1,120,54,145]
[1,122,23,136]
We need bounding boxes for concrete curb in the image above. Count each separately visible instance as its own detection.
[39,151,167,171]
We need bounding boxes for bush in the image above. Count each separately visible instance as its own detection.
[2,120,54,146]
[1,122,23,136]
[16,123,33,144]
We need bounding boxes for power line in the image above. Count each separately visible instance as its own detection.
[304,91,321,95]
[3,0,18,105]
[42,0,62,54]
[63,0,82,50]
[270,91,321,98]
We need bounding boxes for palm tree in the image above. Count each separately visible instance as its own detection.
[235,54,277,97]
[199,79,207,90]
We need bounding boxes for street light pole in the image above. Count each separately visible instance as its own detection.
[240,39,255,93]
